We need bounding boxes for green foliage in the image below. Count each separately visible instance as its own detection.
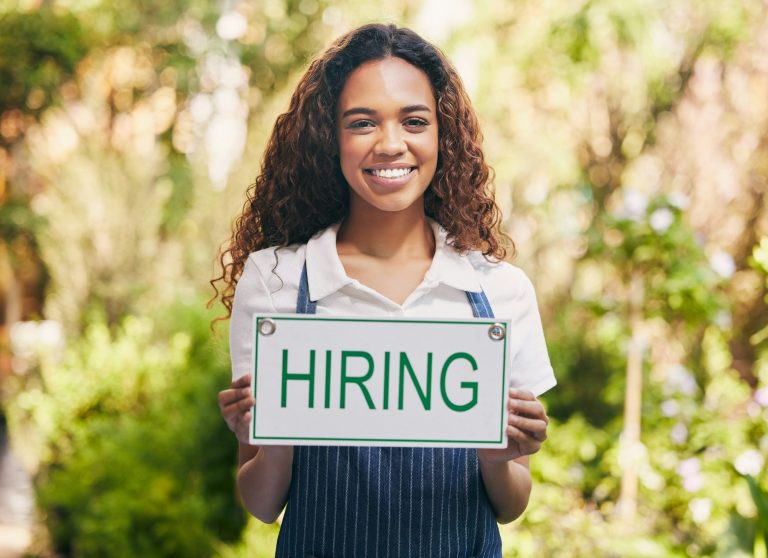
[214,518,280,558]
[0,8,90,116]
[587,193,727,324]
[745,476,768,558]
[753,237,768,276]
[545,307,626,426]
[8,300,244,557]
[0,196,47,275]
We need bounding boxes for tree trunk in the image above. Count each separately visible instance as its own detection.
[618,271,645,521]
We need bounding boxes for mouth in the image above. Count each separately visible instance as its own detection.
[364,166,417,179]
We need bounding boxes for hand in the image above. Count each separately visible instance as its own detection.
[217,375,255,445]
[477,388,549,464]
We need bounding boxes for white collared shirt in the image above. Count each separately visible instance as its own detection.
[230,222,556,395]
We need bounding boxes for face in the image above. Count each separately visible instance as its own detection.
[335,57,439,215]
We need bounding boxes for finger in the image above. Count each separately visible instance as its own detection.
[507,425,543,451]
[218,391,235,410]
[509,388,535,401]
[509,414,547,439]
[238,395,255,412]
[508,399,547,420]
[231,375,252,388]
[218,387,254,409]
[222,396,255,420]
[218,388,244,407]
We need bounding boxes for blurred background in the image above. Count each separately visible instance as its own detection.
[0,0,766,556]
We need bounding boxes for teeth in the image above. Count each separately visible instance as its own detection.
[371,168,412,178]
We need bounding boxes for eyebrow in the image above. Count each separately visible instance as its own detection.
[341,104,432,119]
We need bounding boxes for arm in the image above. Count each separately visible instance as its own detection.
[220,254,297,522]
[478,457,532,524]
[218,376,294,523]
[476,389,549,523]
[236,443,294,524]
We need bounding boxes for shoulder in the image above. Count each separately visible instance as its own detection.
[245,242,307,294]
[465,251,536,303]
[231,241,308,317]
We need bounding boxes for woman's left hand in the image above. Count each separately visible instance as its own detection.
[477,388,549,464]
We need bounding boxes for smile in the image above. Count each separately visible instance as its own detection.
[365,167,416,178]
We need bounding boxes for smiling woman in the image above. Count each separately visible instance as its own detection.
[212,22,556,558]
[336,57,438,215]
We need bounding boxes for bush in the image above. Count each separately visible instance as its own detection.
[9,299,245,557]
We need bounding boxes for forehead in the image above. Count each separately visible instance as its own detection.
[337,57,435,113]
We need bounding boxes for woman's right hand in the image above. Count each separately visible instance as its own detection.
[218,375,255,444]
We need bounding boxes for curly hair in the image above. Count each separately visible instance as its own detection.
[211,23,512,319]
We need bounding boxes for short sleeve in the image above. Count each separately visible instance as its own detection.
[229,255,277,380]
[507,273,557,397]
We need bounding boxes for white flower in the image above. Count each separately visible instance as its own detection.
[9,320,64,356]
[668,191,690,210]
[671,423,688,445]
[661,399,679,417]
[216,12,247,41]
[683,474,704,492]
[650,207,675,233]
[568,464,585,483]
[709,250,736,278]
[755,387,768,407]
[714,311,732,329]
[640,466,665,490]
[678,457,703,492]
[665,364,698,396]
[734,449,764,476]
[623,189,649,221]
[189,94,213,124]
[689,497,712,523]
[678,457,700,477]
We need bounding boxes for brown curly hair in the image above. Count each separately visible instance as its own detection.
[211,23,512,318]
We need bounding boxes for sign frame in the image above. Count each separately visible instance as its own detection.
[249,314,511,448]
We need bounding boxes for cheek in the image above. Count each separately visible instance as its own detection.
[424,127,439,156]
[337,140,358,171]
[423,132,439,166]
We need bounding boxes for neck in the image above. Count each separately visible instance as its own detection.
[337,198,435,260]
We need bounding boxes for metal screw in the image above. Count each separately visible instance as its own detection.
[258,318,276,336]
[488,323,506,341]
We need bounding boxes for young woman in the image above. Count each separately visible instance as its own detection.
[214,23,555,557]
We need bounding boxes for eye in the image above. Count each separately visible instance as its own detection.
[404,117,429,128]
[348,120,375,129]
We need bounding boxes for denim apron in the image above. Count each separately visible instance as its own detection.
[274,262,503,558]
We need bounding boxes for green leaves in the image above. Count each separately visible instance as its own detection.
[0,9,89,117]
[10,300,244,558]
[586,192,727,324]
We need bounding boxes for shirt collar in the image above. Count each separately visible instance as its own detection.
[425,221,483,293]
[305,220,483,302]
[305,223,353,302]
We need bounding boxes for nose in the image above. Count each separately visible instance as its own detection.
[374,123,406,156]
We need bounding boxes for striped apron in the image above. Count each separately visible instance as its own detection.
[274,263,502,557]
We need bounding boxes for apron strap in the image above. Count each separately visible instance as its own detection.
[296,261,317,314]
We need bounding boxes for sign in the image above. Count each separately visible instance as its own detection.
[250,315,510,448]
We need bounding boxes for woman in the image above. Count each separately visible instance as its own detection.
[214,23,555,557]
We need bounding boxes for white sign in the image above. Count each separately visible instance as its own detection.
[250,315,510,448]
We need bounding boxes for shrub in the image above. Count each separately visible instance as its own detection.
[9,300,245,557]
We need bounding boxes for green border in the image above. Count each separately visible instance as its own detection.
[251,315,509,445]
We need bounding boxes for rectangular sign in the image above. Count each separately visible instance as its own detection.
[250,315,510,448]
